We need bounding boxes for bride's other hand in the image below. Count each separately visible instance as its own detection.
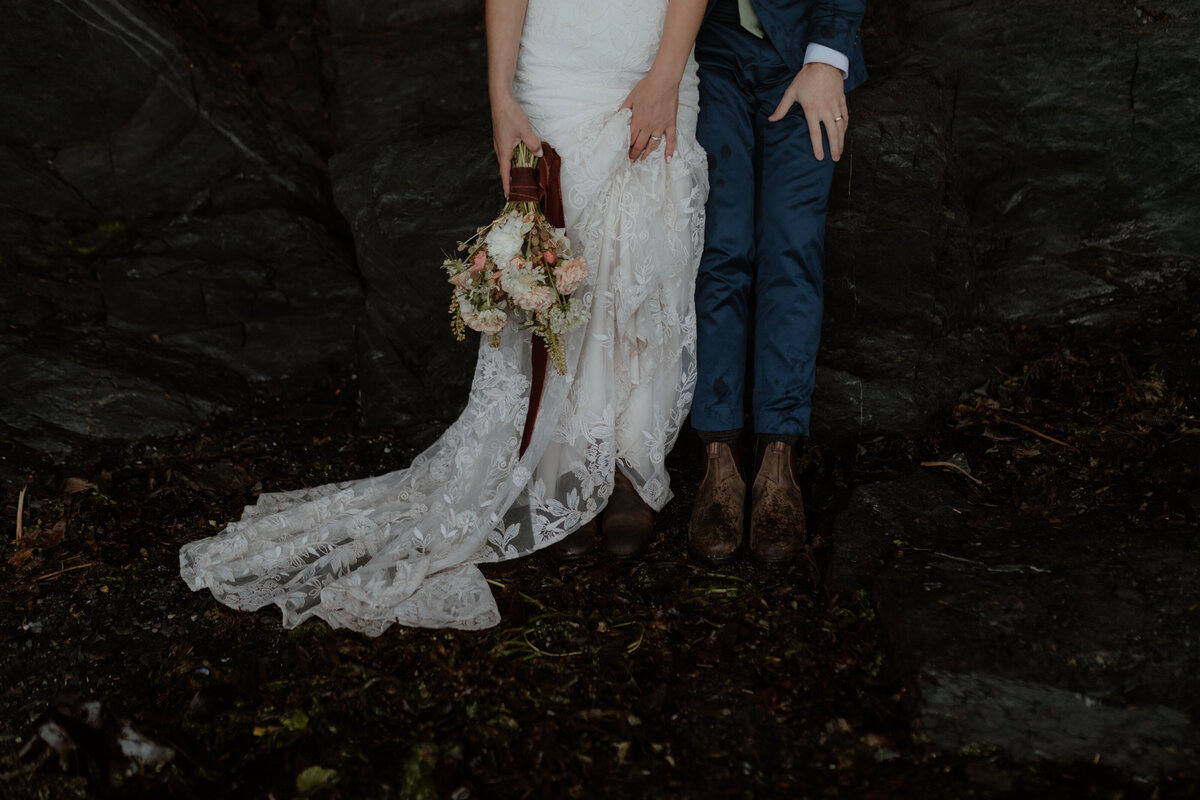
[620,70,678,162]
[491,96,542,197]
[621,0,704,162]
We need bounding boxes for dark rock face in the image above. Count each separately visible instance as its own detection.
[325,0,498,426]
[815,0,1199,440]
[829,471,1200,774]
[0,336,235,456]
[1,0,359,453]
[5,0,1196,450]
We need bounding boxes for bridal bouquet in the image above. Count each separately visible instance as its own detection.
[443,142,589,375]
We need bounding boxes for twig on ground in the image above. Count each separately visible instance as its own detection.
[15,485,26,542]
[33,562,99,582]
[920,461,983,485]
[996,417,1076,449]
[612,621,644,654]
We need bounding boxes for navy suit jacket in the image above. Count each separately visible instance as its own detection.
[704,0,868,91]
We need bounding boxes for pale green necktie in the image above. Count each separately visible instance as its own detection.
[738,0,765,38]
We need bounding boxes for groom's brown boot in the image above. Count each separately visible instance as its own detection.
[547,518,597,562]
[749,440,808,566]
[603,472,654,559]
[688,442,745,565]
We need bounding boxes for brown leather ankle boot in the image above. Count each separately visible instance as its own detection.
[602,471,654,559]
[688,441,745,565]
[749,440,807,566]
[546,517,597,562]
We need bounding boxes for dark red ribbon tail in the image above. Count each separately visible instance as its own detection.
[520,338,549,456]
[537,144,565,228]
[517,142,563,457]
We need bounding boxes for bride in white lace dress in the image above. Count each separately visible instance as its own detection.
[180,0,709,634]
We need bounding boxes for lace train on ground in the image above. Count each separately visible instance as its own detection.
[180,0,708,633]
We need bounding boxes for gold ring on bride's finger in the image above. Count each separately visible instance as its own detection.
[650,134,666,141]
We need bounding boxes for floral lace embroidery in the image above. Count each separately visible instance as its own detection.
[180,0,708,633]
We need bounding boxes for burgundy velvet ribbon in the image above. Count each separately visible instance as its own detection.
[507,143,564,228]
[508,143,563,457]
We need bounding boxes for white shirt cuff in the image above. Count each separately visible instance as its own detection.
[803,43,849,80]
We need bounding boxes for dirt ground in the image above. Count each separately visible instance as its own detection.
[2,302,1197,798]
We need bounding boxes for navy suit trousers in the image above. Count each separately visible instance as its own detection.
[691,18,836,438]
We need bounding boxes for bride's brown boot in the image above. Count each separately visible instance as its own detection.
[688,441,745,565]
[603,472,654,559]
[547,517,597,562]
[749,440,807,566]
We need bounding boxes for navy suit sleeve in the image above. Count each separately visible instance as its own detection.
[808,0,865,57]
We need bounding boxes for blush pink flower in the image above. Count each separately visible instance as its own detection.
[554,256,588,295]
[513,285,556,312]
[474,308,508,333]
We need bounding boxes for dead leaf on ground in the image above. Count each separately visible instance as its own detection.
[62,477,97,494]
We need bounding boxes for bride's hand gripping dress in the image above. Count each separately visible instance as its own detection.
[179,0,709,634]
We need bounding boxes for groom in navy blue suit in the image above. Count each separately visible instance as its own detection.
[689,0,866,566]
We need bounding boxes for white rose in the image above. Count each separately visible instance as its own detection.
[500,259,539,297]
[484,214,526,265]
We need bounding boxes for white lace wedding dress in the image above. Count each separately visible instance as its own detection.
[180,0,708,634]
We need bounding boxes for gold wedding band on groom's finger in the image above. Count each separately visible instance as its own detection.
[835,116,844,122]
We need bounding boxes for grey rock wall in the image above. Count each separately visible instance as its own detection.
[324,0,497,428]
[1,0,360,453]
[821,0,1200,772]
[2,0,1196,453]
[829,470,1200,774]
[816,0,1199,439]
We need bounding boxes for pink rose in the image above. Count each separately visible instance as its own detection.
[471,250,487,273]
[554,256,588,295]
[543,249,557,265]
[514,285,556,312]
[449,270,472,288]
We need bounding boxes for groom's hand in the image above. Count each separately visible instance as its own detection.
[491,96,543,197]
[768,62,848,162]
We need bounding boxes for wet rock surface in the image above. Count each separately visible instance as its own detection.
[816,0,1200,776]
[817,0,1199,439]
[827,284,1200,776]
[1,0,358,454]
[5,0,1196,445]
[833,472,1199,774]
[325,1,496,427]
